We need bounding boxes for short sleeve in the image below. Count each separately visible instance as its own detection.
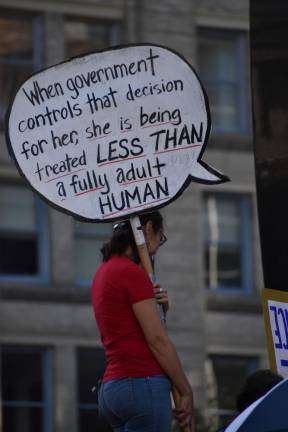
[123,262,154,305]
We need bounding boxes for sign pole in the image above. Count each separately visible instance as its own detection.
[130,215,192,432]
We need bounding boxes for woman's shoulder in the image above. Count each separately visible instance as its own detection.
[110,255,143,272]
[107,255,148,280]
[93,255,140,286]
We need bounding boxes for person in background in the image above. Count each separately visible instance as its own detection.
[236,369,283,413]
[216,369,283,432]
[92,211,194,432]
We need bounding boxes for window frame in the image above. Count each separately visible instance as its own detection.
[63,15,122,58]
[197,27,249,135]
[0,9,44,127]
[203,192,253,294]
[76,346,110,432]
[209,354,258,428]
[1,345,53,432]
[0,184,50,284]
[74,222,112,286]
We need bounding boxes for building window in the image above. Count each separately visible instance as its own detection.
[204,193,252,292]
[0,10,43,128]
[1,345,53,432]
[74,222,111,284]
[198,28,249,134]
[0,184,49,282]
[210,355,258,429]
[77,347,110,432]
[64,17,121,58]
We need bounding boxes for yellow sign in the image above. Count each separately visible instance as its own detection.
[262,288,288,377]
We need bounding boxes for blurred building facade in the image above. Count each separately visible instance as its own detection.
[0,0,267,431]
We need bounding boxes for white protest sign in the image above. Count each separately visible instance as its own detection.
[262,288,288,378]
[6,44,228,221]
[268,299,288,376]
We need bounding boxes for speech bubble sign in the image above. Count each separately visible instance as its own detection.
[6,44,228,222]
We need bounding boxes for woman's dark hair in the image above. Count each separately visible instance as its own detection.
[101,211,163,262]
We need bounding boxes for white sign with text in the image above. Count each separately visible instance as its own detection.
[268,299,288,377]
[7,44,227,221]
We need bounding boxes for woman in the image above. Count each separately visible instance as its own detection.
[92,211,193,431]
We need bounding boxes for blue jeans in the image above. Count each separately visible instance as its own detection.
[98,375,172,432]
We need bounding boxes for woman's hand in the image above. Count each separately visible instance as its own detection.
[173,392,194,430]
[154,283,169,313]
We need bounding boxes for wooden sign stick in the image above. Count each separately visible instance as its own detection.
[130,215,192,432]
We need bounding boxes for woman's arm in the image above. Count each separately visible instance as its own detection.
[133,298,193,426]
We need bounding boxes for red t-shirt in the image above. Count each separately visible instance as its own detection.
[91,255,165,382]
